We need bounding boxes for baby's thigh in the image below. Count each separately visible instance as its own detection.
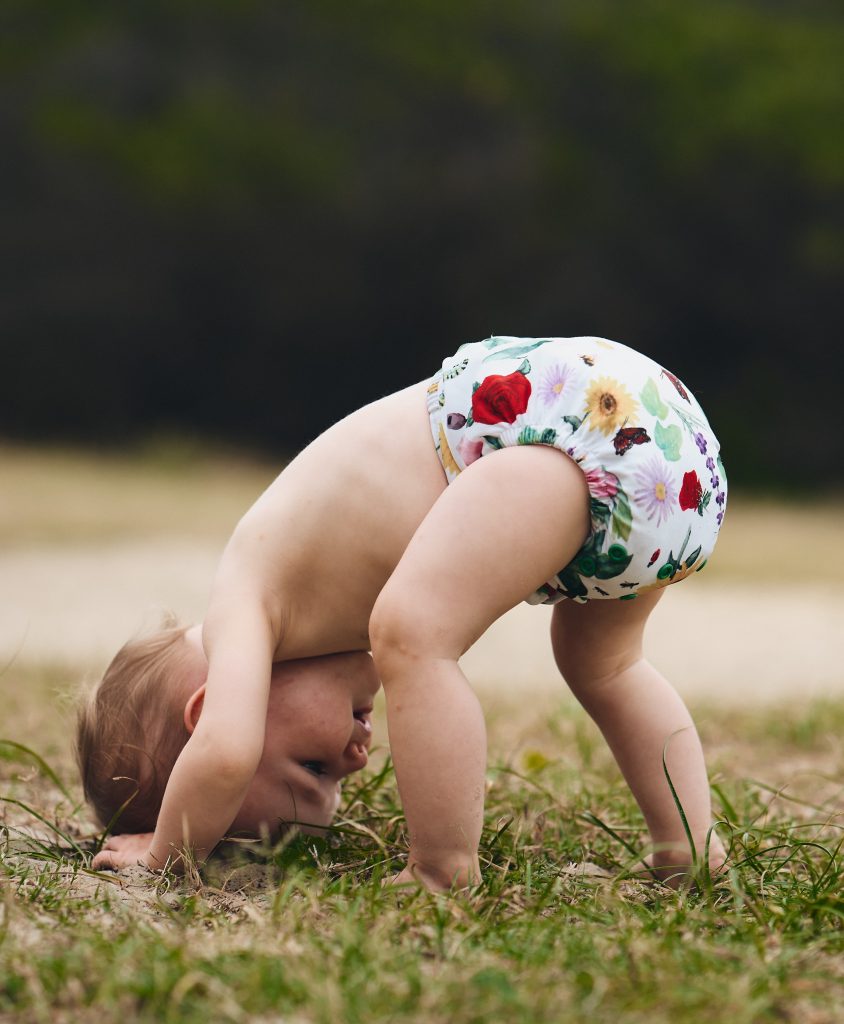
[370,445,591,661]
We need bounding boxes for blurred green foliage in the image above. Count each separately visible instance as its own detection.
[1,1,842,486]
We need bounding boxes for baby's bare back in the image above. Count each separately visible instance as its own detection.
[215,381,447,658]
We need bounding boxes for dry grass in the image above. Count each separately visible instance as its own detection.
[2,442,843,582]
[0,442,275,547]
[2,443,843,1023]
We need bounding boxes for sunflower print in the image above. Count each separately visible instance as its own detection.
[583,376,638,436]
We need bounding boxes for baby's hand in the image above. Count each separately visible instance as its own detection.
[92,833,159,872]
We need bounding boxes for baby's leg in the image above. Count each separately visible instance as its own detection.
[370,445,591,891]
[551,594,725,882]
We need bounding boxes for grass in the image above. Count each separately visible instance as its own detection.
[1,442,843,1021]
[1,684,843,1024]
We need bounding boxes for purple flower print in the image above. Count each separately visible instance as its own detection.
[705,457,715,472]
[537,363,573,406]
[717,511,724,525]
[694,432,708,455]
[633,456,678,526]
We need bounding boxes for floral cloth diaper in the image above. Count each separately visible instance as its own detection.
[426,336,727,603]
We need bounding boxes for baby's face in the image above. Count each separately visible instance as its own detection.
[184,629,380,838]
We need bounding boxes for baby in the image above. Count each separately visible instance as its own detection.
[83,335,728,888]
[78,620,380,843]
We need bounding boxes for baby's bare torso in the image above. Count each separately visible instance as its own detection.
[216,381,446,659]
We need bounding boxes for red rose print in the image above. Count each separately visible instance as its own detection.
[471,371,532,425]
[678,470,703,511]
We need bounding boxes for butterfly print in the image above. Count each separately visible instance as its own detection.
[612,426,651,456]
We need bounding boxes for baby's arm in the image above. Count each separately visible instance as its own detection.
[94,601,275,871]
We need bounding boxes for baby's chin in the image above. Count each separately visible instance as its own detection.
[226,815,334,842]
[228,793,339,839]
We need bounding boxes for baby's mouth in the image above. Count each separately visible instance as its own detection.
[353,706,373,727]
[352,707,373,746]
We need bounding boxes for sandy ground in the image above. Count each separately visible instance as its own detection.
[2,539,843,705]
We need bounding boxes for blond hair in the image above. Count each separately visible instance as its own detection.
[75,616,193,834]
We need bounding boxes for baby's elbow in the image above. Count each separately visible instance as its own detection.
[191,725,262,783]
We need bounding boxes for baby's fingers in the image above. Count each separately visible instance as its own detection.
[91,832,156,871]
[91,848,123,871]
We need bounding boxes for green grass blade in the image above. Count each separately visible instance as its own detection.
[0,796,85,858]
[0,739,74,803]
[662,730,697,866]
[578,810,655,878]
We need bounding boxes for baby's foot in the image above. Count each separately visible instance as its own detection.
[639,837,727,889]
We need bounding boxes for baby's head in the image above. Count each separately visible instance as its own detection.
[76,619,381,838]
[75,616,202,834]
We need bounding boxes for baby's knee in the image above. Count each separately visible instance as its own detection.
[554,643,642,698]
[369,589,446,680]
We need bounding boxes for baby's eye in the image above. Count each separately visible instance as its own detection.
[302,760,326,777]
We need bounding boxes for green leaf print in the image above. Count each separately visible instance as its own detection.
[442,358,470,380]
[574,535,633,581]
[555,565,589,601]
[590,499,611,526]
[482,435,504,450]
[611,487,633,542]
[654,421,682,461]
[668,402,707,436]
[482,339,554,362]
[594,547,634,580]
[517,426,558,445]
[640,378,669,419]
[563,415,583,433]
[516,358,531,375]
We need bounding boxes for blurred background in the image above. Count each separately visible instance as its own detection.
[2,0,842,487]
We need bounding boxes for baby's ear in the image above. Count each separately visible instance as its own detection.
[183,684,206,734]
